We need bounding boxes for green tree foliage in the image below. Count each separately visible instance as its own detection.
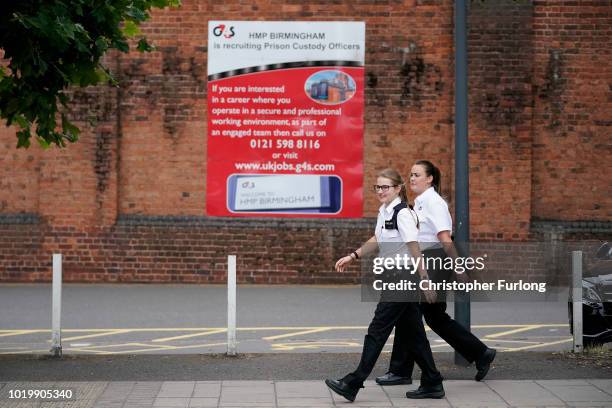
[0,0,180,148]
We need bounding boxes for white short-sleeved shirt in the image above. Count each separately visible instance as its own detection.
[374,197,419,245]
[413,187,452,249]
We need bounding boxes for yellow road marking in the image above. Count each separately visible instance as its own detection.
[483,339,540,344]
[504,338,573,352]
[66,347,112,355]
[152,329,227,343]
[68,342,175,351]
[0,349,50,354]
[109,342,230,354]
[0,330,41,338]
[0,325,572,355]
[62,329,133,342]
[67,342,230,354]
[484,325,544,339]
[271,341,360,351]
[263,328,331,341]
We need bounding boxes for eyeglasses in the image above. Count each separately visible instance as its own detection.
[372,184,397,192]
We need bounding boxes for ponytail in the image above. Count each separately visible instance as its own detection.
[415,160,441,193]
[399,184,408,203]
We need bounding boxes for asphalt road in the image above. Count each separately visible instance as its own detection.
[0,284,569,327]
[0,284,573,355]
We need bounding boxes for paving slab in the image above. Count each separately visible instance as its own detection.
[97,381,135,402]
[486,380,564,406]
[93,402,123,408]
[587,379,612,395]
[158,382,196,398]
[276,397,335,407]
[123,400,155,408]
[537,379,592,386]
[129,382,163,398]
[537,381,612,403]
[153,397,191,407]
[221,381,274,387]
[275,381,330,398]
[218,405,276,408]
[192,382,221,398]
[219,382,275,405]
[219,403,276,408]
[443,380,507,407]
[187,398,221,407]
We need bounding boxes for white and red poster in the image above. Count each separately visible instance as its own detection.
[207,21,365,217]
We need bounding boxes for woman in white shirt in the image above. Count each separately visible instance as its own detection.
[325,168,444,401]
[376,160,496,387]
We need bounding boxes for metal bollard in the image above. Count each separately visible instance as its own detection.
[227,255,237,356]
[572,251,583,353]
[51,253,63,357]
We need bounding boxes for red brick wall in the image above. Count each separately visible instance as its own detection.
[531,1,612,221]
[468,1,534,239]
[0,130,40,214]
[0,0,610,283]
[0,216,372,284]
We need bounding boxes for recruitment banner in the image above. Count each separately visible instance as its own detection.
[207,21,365,217]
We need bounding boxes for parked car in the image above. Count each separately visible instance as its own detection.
[568,242,612,347]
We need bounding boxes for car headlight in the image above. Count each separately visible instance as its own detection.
[582,283,602,304]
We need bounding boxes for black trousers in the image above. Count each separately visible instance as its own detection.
[388,249,488,376]
[342,301,443,388]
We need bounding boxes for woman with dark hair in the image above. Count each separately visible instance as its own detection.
[375,160,496,388]
[325,168,445,401]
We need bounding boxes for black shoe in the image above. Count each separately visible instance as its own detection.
[375,372,412,386]
[325,379,359,402]
[405,384,445,399]
[475,348,496,381]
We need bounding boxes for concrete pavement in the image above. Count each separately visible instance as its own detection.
[2,379,612,407]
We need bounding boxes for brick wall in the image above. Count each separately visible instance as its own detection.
[531,1,611,221]
[0,215,372,284]
[468,1,534,239]
[0,0,610,283]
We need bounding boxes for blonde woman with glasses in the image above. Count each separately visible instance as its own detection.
[325,168,445,401]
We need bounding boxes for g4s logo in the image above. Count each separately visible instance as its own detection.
[213,24,235,38]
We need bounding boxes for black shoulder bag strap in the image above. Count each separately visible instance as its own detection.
[384,202,408,230]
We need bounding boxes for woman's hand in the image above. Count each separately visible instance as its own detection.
[335,255,354,272]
